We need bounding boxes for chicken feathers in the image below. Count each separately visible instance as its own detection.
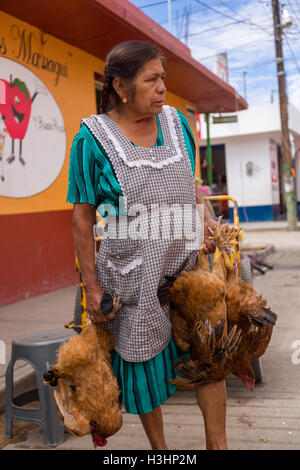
[43,295,123,447]
[169,319,241,389]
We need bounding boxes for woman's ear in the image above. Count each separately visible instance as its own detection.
[112,77,127,102]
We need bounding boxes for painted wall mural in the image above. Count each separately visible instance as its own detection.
[0,57,66,198]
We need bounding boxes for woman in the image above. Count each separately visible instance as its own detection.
[67,40,228,450]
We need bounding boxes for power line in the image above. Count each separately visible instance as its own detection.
[258,0,274,19]
[216,0,276,32]
[193,0,274,36]
[179,20,242,40]
[286,0,300,31]
[283,33,300,73]
[158,3,205,26]
[156,2,243,28]
[139,1,170,8]
[196,37,273,62]
[145,1,274,34]
[288,0,300,7]
[216,0,266,24]
[229,55,296,72]
[150,0,202,25]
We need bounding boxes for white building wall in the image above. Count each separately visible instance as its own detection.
[288,105,300,136]
[224,135,272,208]
[200,104,282,140]
[199,103,300,220]
[199,103,300,140]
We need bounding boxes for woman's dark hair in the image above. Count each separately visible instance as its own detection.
[100,40,164,114]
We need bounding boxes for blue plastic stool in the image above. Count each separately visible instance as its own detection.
[5,329,77,447]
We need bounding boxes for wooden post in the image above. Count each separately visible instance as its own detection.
[271,0,297,230]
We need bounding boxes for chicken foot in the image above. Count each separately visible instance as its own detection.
[207,216,241,250]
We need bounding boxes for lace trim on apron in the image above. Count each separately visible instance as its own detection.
[83,105,182,169]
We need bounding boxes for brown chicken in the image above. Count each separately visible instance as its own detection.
[217,231,276,390]
[159,219,277,390]
[159,228,242,389]
[43,298,123,448]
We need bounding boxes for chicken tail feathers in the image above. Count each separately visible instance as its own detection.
[168,377,196,389]
[223,324,243,357]
[169,320,242,388]
[250,307,277,327]
[196,319,242,364]
[169,358,215,389]
[262,307,277,325]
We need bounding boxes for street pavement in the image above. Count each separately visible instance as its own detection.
[1,222,300,450]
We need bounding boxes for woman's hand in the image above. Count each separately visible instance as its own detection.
[86,285,116,324]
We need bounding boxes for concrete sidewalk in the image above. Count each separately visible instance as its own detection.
[1,228,300,450]
[241,220,300,232]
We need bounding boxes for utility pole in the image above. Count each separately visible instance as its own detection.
[271,0,297,230]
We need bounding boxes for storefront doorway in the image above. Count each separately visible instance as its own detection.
[199,143,229,219]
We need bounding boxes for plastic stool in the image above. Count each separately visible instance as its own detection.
[5,329,77,447]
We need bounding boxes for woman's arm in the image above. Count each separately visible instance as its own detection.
[72,203,115,323]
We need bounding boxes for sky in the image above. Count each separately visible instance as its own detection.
[130,0,300,111]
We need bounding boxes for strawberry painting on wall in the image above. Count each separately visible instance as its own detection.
[0,76,37,166]
[0,57,66,197]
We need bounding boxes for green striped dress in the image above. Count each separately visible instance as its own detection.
[67,110,194,415]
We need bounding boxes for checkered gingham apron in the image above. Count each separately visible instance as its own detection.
[82,105,202,362]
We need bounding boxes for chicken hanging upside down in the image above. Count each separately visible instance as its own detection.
[43,295,123,448]
[217,224,277,390]
[159,218,277,391]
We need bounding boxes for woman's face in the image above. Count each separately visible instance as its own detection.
[129,57,166,115]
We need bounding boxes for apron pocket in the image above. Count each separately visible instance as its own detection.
[107,240,144,305]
